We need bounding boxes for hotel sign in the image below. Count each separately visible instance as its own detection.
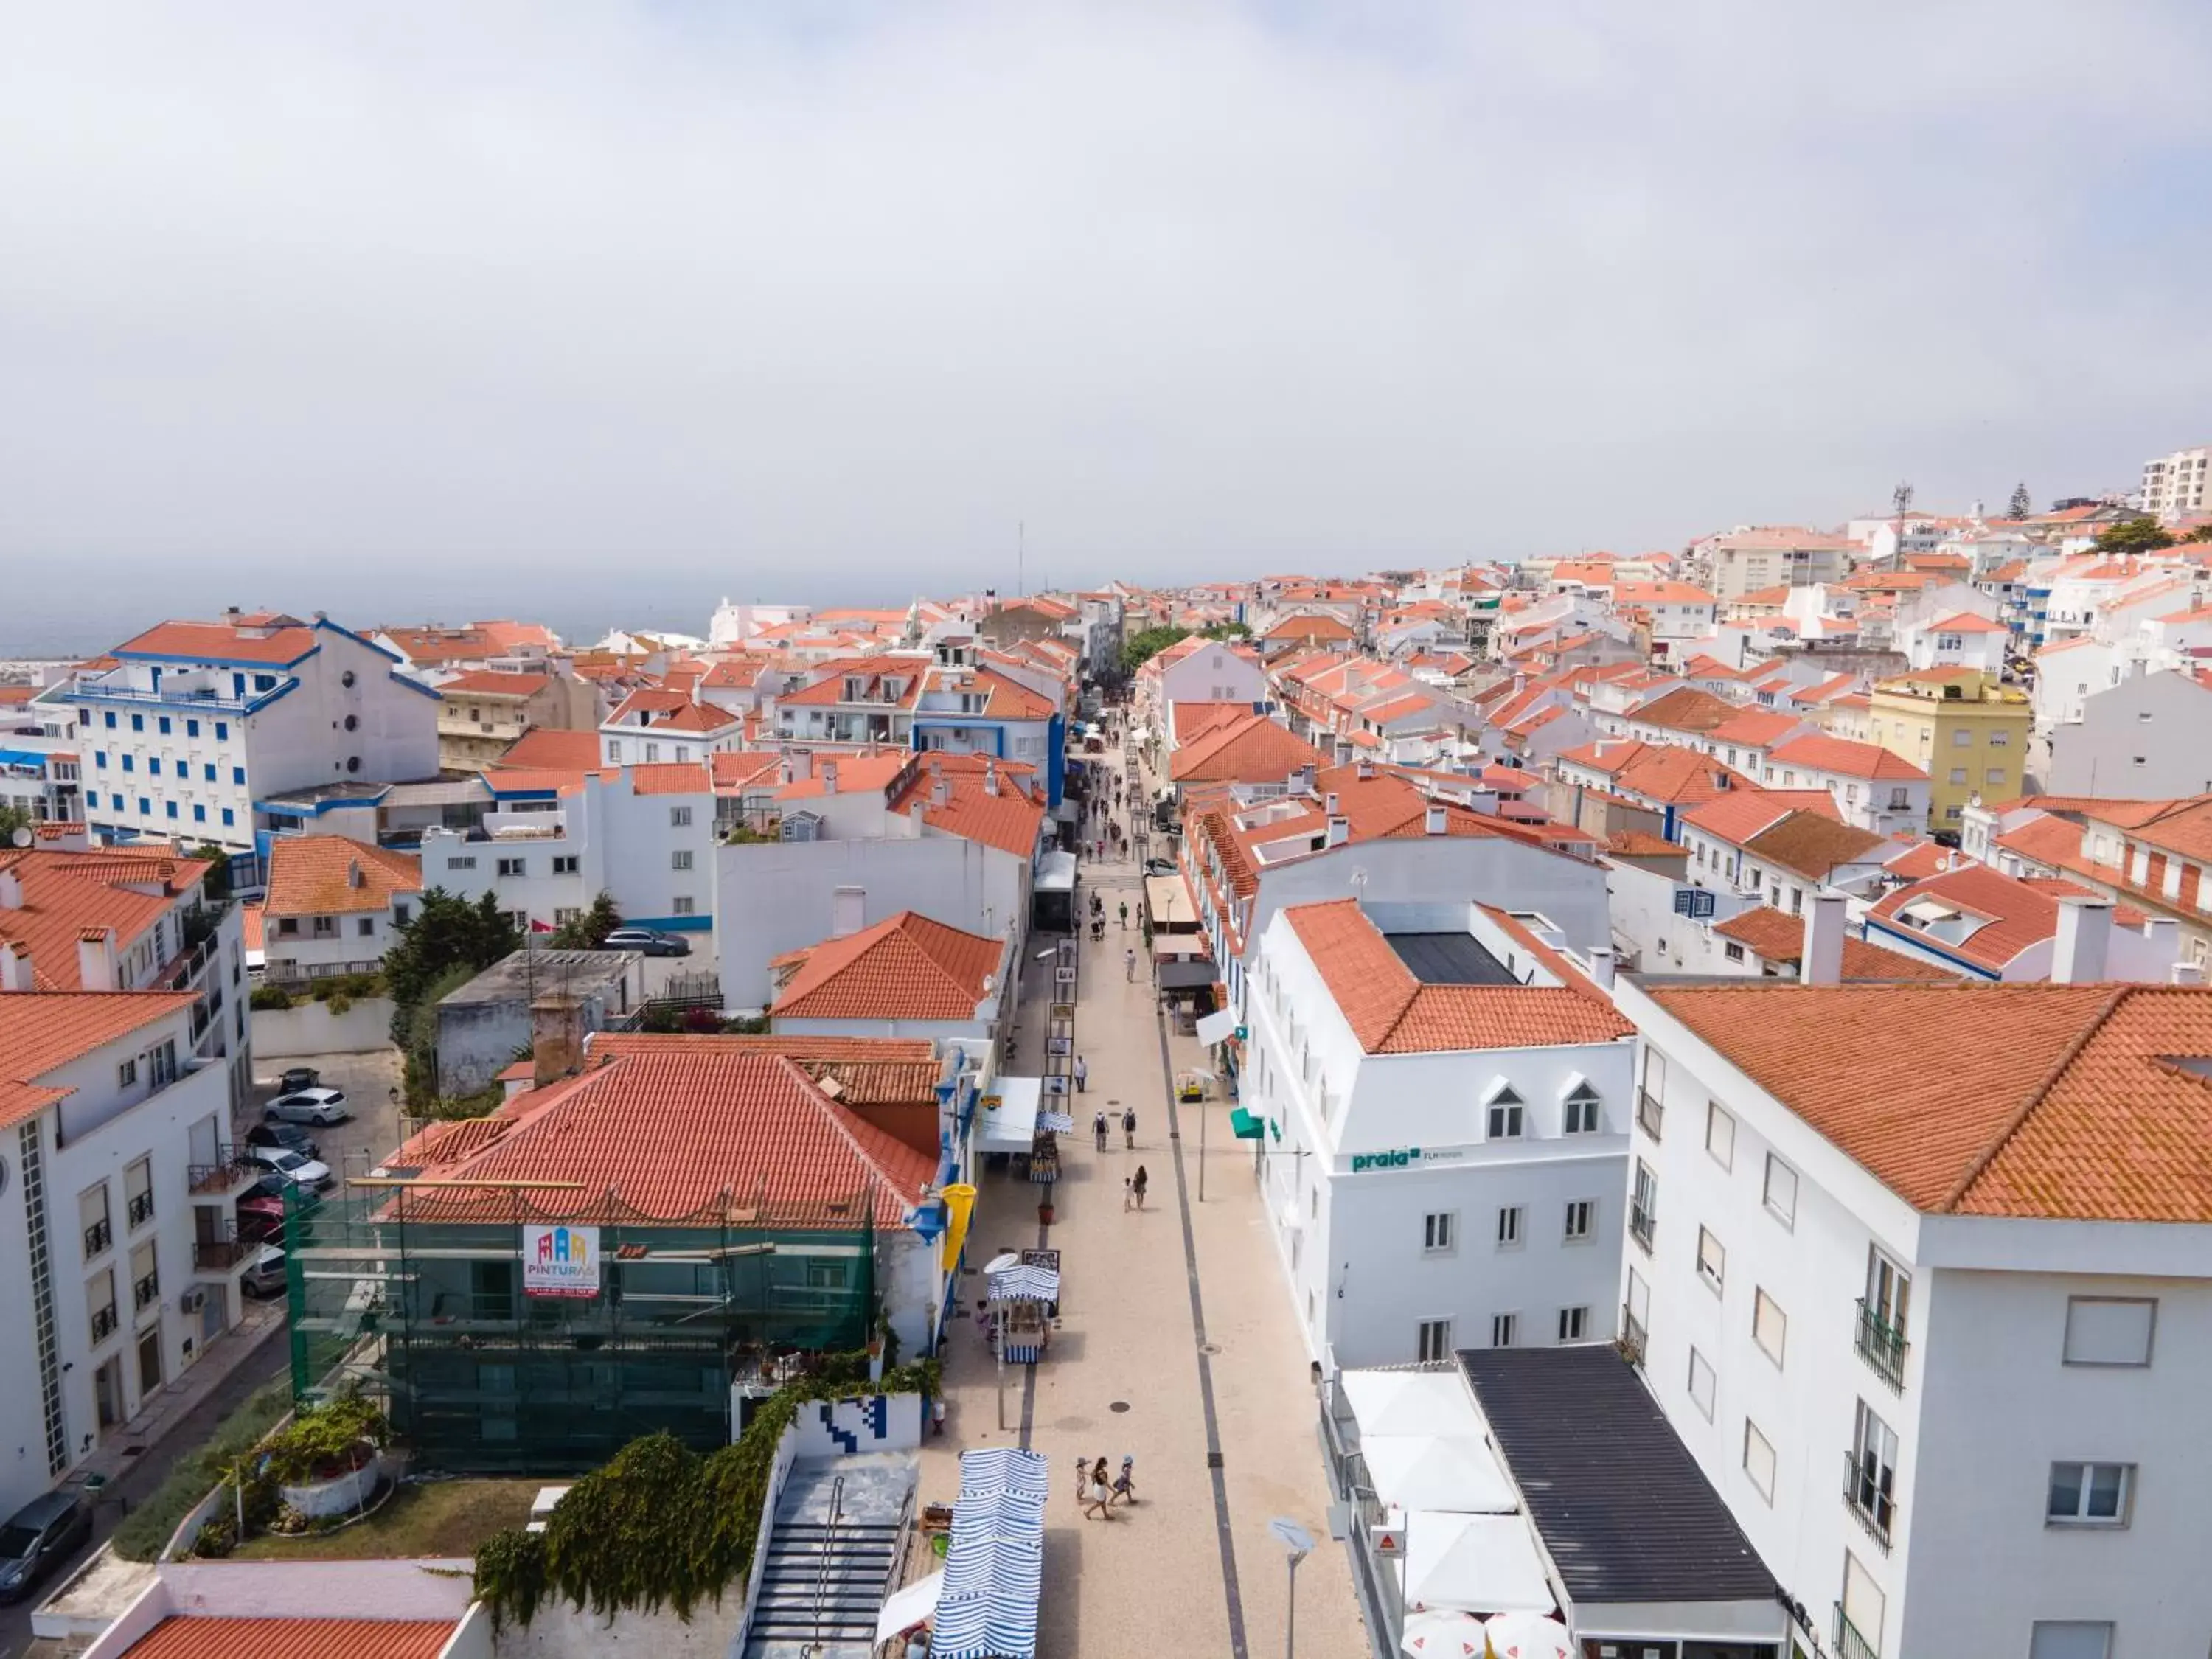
[523,1224,601,1298]
[1349,1146,1466,1172]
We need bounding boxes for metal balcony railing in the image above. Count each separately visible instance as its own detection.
[133,1271,161,1310]
[189,1149,255,1192]
[127,1191,155,1228]
[1629,1200,1656,1255]
[1832,1603,1881,1659]
[1843,1451,1895,1553]
[91,1304,119,1342]
[83,1217,112,1259]
[1855,1298,1908,1392]
[1635,1088,1664,1141]
[194,1228,253,1271]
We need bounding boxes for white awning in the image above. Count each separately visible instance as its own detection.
[1342,1369,1490,1440]
[1144,874,1200,929]
[1403,1511,1554,1615]
[975,1077,1043,1154]
[1194,1008,1238,1046]
[875,1570,946,1643]
[1362,1435,1517,1514]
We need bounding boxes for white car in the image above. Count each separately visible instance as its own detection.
[265,1087,351,1126]
[246,1145,335,1190]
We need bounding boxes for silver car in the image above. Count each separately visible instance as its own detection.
[264,1086,351,1126]
[246,1145,334,1190]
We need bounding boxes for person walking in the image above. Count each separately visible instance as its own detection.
[1074,1054,1088,1093]
[1112,1455,1137,1506]
[1083,1463,1114,1521]
[1124,947,1136,982]
[1118,900,1129,931]
[1122,1175,1133,1211]
[1093,1110,1108,1152]
[1122,1107,1136,1150]
[1131,1164,1148,1208]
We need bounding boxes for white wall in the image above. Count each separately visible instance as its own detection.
[787,1391,924,1461]
[2048,671,2212,800]
[253,997,397,1057]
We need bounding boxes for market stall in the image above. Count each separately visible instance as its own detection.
[987,1262,1061,1364]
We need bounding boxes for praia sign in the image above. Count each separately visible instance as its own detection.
[1348,1146,1464,1172]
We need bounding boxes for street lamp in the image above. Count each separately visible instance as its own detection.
[1269,1517,1315,1658]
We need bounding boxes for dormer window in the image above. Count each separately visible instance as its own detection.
[1563,1081,1602,1135]
[1484,1082,1525,1140]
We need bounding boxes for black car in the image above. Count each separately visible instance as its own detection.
[276,1065,321,1093]
[246,1122,321,1161]
[0,1491,94,1603]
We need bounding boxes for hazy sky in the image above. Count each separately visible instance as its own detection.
[4,1,2209,613]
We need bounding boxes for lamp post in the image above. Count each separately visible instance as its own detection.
[1269,1517,1314,1658]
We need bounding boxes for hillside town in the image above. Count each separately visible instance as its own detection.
[1,472,2209,1659]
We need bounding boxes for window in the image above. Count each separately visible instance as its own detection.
[1705,1101,1735,1169]
[1637,1049,1665,1138]
[103,711,116,728]
[232,767,245,785]
[1742,1419,1775,1503]
[1697,1226,1726,1293]
[669,805,692,827]
[164,801,177,818]
[186,718,198,737]
[1722,941,1745,962]
[94,750,108,769]
[1422,1212,1455,1254]
[215,722,228,740]
[1988,729,2010,746]
[644,742,661,763]
[1562,1082,1600,1135]
[1558,1306,1589,1343]
[1763,1154,1797,1227]
[554,907,581,926]
[254,674,275,691]
[497,857,526,877]
[122,754,133,772]
[204,764,215,781]
[1495,1206,1523,1247]
[1485,1087,1524,1139]
[672,897,695,916]
[1753,1289,1787,1366]
[137,798,150,816]
[157,716,170,735]
[2062,1297,2155,1366]
[1948,767,1967,785]
[1630,1160,1657,1252]
[672,850,694,872]
[1489,1313,1516,1349]
[190,804,205,823]
[2028,1622,2113,1659]
[220,808,234,827]
[352,917,372,937]
[1417,1319,1454,1363]
[392,902,411,925]
[552,855,580,876]
[1562,1200,1593,1241]
[2046,1461,2132,1526]
[1849,1399,1899,1544]
[131,714,143,731]
[118,1057,138,1088]
[448,855,476,871]
[1687,1347,1716,1419]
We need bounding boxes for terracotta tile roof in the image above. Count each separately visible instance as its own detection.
[0,992,197,1128]
[1865,863,2132,973]
[931,665,1057,720]
[437,669,549,698]
[1705,709,1804,748]
[1768,734,1928,781]
[776,752,911,801]
[119,1618,459,1659]
[499,728,602,770]
[1740,813,1888,879]
[1647,982,2212,1220]
[1170,714,1326,784]
[114,616,318,665]
[773,911,998,1021]
[0,849,210,990]
[1360,692,1439,725]
[1711,906,1958,981]
[483,765,608,799]
[627,762,712,797]
[709,750,784,792]
[1680,789,1840,845]
[386,1113,518,1166]
[1604,830,1684,858]
[1926,612,2008,634]
[1284,900,1630,1054]
[397,1046,933,1226]
[1881,840,1952,880]
[1262,612,1357,641]
[886,756,1048,859]
[2126,796,2212,865]
[263,837,423,919]
[1168,700,1256,745]
[1994,813,2087,869]
[1612,746,1756,808]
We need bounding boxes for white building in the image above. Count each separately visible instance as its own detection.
[260,836,424,986]
[1614,948,2212,1659]
[1759,736,1930,836]
[2047,669,2212,801]
[0,980,263,1523]
[2139,442,2210,521]
[66,612,441,886]
[1242,897,1635,1369]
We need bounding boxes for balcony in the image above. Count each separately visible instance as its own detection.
[1855,1298,1908,1392]
[127,1190,155,1229]
[133,1270,161,1310]
[83,1217,112,1259]
[1843,1450,1895,1553]
[189,1149,257,1194]
[1832,1604,1881,1659]
[193,1227,254,1273]
[90,1304,119,1343]
[1629,1200,1656,1255]
[1635,1088,1664,1141]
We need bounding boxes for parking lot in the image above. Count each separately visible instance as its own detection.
[245,1046,406,1180]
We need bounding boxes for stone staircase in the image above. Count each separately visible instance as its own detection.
[743,1453,914,1659]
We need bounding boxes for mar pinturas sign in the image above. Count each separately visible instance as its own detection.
[523,1224,602,1298]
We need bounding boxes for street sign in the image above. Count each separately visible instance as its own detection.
[1048,1001,1076,1020]
[1020,1248,1062,1273]
[1055,964,1077,984]
[1371,1527,1402,1557]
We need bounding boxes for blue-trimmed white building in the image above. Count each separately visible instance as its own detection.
[62,610,441,886]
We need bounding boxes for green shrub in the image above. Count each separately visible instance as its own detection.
[250,984,293,1012]
[111,1381,293,1561]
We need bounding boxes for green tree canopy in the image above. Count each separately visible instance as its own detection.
[1199,621,1252,640]
[2007,482,2032,521]
[2091,516,2174,555]
[1120,625,1191,672]
[549,891,622,950]
[0,802,32,848]
[383,887,522,1009]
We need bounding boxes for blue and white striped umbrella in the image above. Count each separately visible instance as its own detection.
[959,1447,1051,1495]
[1037,1110,1076,1133]
[987,1264,1061,1304]
[933,1450,1048,1658]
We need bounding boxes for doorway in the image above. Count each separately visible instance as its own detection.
[136,1324,164,1398]
[94,1357,122,1435]
[200,1286,226,1344]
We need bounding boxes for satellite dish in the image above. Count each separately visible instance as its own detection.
[7,827,29,849]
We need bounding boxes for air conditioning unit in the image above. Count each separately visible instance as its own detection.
[179,1289,206,1314]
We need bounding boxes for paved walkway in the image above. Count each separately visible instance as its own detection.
[918,750,1367,1659]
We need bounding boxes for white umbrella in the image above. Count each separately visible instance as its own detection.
[1484,1609,1573,1658]
[1362,1435,1517,1514]
[1342,1370,1489,1439]
[1399,1607,1486,1656]
[1403,1512,1554,1615]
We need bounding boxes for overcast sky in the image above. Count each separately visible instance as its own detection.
[4,1,2209,619]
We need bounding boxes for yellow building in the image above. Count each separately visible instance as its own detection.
[1867,668,2032,830]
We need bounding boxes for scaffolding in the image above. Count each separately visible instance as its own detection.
[284,1152,880,1471]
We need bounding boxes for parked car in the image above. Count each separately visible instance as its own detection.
[246,1122,320,1160]
[237,1189,287,1245]
[602,928,689,957]
[276,1065,321,1093]
[240,1245,289,1300]
[1144,858,1177,877]
[264,1086,350,1126]
[0,1491,94,1604]
[245,1145,334,1190]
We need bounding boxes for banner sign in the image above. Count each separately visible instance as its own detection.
[523,1224,602,1298]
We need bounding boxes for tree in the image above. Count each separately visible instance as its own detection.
[2007,482,2032,521]
[0,802,31,847]
[1199,621,1252,641]
[383,887,522,1009]
[2183,521,2212,545]
[2090,516,2174,556]
[1119,626,1191,672]
[190,842,233,902]
[549,891,622,950]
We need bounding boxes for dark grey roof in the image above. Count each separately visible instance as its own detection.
[1458,1345,1779,1607]
[1385,931,1518,987]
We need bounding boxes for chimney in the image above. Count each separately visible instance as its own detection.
[1326,815,1349,848]
[1324,791,1340,816]
[984,759,999,796]
[2171,961,2206,987]
[2051,896,2114,984]
[1424,802,1448,835]
[347,858,364,889]
[821,759,839,796]
[1356,759,1376,780]
[77,925,119,992]
[0,942,32,993]
[1585,946,1617,991]
[0,866,21,910]
[1298,763,1318,793]
[2141,916,2179,970]
[1799,895,1846,986]
[531,995,585,1086]
[932,773,951,807]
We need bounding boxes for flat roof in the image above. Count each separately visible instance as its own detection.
[1385,931,1518,987]
[1458,1345,1778,1607]
[439,949,641,1006]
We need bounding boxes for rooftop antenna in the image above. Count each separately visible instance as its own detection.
[1018,521,1026,598]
